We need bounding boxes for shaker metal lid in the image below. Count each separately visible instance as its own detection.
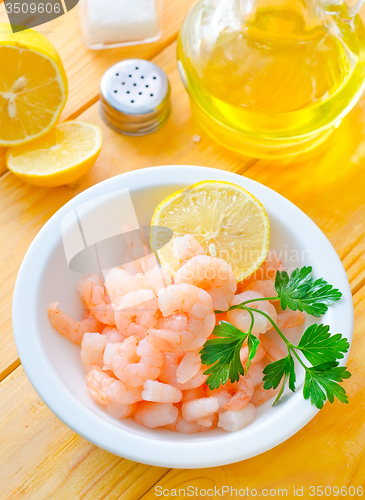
[100,59,171,136]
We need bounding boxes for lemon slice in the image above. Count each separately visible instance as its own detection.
[6,121,102,187]
[0,23,68,147]
[151,180,270,281]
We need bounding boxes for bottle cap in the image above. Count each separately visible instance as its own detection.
[100,59,171,136]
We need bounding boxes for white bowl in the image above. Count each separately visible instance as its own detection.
[12,166,353,468]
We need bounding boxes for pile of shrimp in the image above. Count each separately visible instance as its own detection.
[48,229,305,433]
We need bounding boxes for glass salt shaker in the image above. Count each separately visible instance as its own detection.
[79,0,163,50]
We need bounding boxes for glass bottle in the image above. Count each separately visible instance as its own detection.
[177,0,365,158]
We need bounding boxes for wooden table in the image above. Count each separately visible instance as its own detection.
[1,2,365,499]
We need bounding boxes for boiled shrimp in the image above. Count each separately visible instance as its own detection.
[114,289,158,339]
[142,380,182,403]
[182,396,219,422]
[218,403,256,432]
[105,265,172,303]
[120,224,157,275]
[104,267,140,303]
[78,275,115,325]
[245,280,277,299]
[181,386,207,402]
[172,368,208,390]
[259,335,286,361]
[122,253,158,276]
[205,389,232,410]
[225,363,264,411]
[134,402,178,428]
[197,414,218,427]
[107,401,137,418]
[148,283,215,352]
[102,325,126,343]
[176,352,201,384]
[105,265,172,300]
[104,336,163,387]
[77,273,103,302]
[103,335,138,371]
[159,355,208,390]
[250,383,280,407]
[80,332,108,371]
[277,310,305,329]
[121,224,146,260]
[175,255,237,311]
[165,414,202,433]
[158,352,184,383]
[48,302,102,344]
[140,265,172,295]
[120,252,149,276]
[86,367,143,405]
[173,235,206,262]
[166,411,217,433]
[227,291,277,334]
[240,344,266,367]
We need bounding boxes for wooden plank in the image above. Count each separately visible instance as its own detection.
[353,274,365,309]
[0,40,255,382]
[0,0,196,175]
[140,288,365,499]
[0,366,168,500]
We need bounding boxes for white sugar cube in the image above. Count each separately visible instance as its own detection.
[86,0,159,45]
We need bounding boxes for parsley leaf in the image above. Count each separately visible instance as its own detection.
[200,321,246,389]
[246,333,260,371]
[303,361,351,409]
[263,354,296,404]
[297,324,350,366]
[263,356,290,390]
[275,267,342,317]
[288,355,296,392]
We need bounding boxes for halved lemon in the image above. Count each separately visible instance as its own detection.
[6,121,102,187]
[0,23,68,147]
[151,180,270,281]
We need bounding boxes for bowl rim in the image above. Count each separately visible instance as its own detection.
[12,165,354,468]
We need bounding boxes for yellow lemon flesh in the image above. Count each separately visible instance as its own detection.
[151,180,270,281]
[0,24,68,147]
[6,121,102,187]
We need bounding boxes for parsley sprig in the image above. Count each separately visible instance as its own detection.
[275,267,342,317]
[200,266,351,410]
